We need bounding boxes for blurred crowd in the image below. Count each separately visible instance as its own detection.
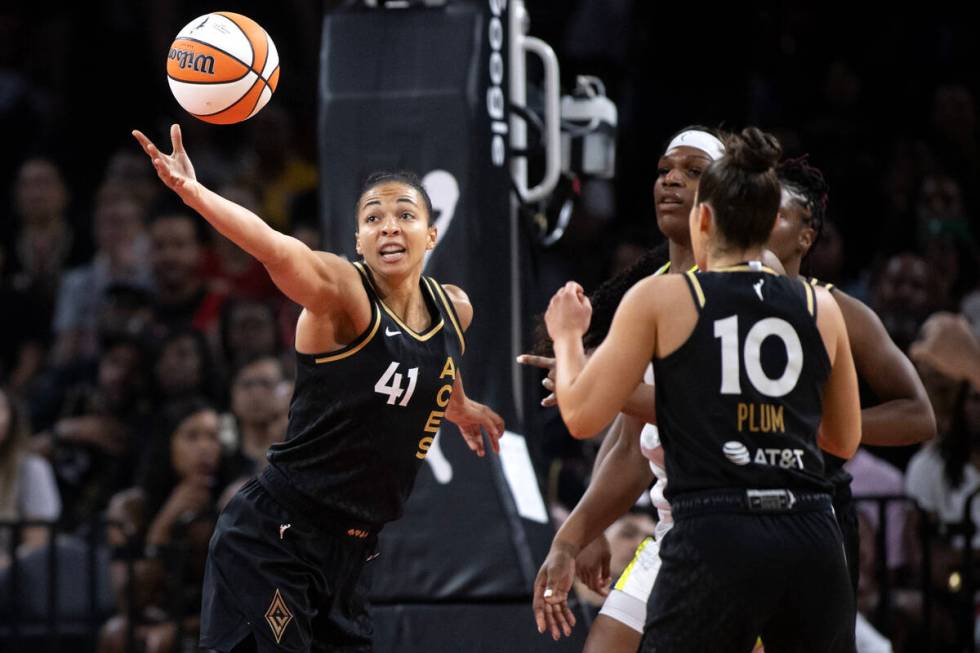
[2,2,980,652]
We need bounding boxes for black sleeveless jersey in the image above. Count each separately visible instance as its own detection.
[652,263,834,499]
[261,262,465,529]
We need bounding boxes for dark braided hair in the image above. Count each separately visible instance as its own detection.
[776,155,830,257]
[939,383,976,489]
[531,241,670,355]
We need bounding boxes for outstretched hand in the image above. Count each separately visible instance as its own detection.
[445,396,505,457]
[132,124,199,201]
[517,354,558,407]
[532,543,578,640]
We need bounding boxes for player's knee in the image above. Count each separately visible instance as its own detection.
[583,614,642,653]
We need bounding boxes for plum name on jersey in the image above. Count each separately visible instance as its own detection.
[415,356,456,460]
[737,402,785,433]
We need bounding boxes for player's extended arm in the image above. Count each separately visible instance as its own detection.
[445,373,504,456]
[622,383,656,424]
[555,413,653,554]
[834,290,936,446]
[133,124,358,314]
[517,353,657,424]
[533,413,652,638]
[815,287,861,459]
[441,284,504,455]
[547,280,659,438]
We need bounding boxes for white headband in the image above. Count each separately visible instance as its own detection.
[666,130,726,161]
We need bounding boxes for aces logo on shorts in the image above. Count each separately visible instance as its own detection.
[265,588,294,643]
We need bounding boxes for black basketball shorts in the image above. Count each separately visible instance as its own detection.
[832,481,861,596]
[639,489,856,653]
[200,479,378,653]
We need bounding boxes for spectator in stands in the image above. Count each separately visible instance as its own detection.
[7,158,84,304]
[0,241,49,392]
[239,106,318,231]
[848,447,910,630]
[52,185,152,365]
[218,299,283,378]
[911,312,980,392]
[217,356,289,503]
[914,174,979,306]
[31,333,150,531]
[0,387,61,568]
[100,399,231,653]
[102,147,161,211]
[871,253,940,353]
[151,329,222,408]
[96,281,157,344]
[906,384,980,550]
[148,204,224,339]
[3,158,84,389]
[904,382,980,650]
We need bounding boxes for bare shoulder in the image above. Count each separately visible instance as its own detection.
[813,284,847,358]
[628,273,689,311]
[313,250,362,283]
[302,251,369,318]
[824,286,874,324]
[813,284,842,318]
[442,283,473,331]
[442,283,470,305]
[625,273,696,357]
[611,274,689,329]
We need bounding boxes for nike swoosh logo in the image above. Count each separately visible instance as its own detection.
[385,327,402,337]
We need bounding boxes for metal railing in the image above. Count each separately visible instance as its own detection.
[854,492,979,653]
[1,516,142,653]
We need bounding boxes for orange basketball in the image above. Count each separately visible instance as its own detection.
[167,12,280,124]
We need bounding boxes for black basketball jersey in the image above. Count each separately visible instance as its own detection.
[652,262,834,499]
[260,262,465,529]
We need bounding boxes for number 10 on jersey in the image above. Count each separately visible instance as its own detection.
[714,315,803,397]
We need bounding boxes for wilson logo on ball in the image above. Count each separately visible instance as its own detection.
[168,49,215,74]
[166,12,280,124]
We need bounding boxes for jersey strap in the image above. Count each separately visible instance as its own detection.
[310,263,382,364]
[807,276,835,293]
[425,277,466,355]
[683,270,706,312]
[799,277,817,319]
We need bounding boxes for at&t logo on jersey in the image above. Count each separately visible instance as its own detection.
[722,440,804,469]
